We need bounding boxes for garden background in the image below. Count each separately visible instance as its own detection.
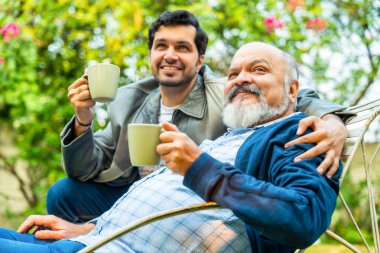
[0,0,379,251]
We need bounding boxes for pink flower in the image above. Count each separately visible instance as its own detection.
[306,18,327,32]
[0,57,4,64]
[287,0,305,11]
[0,23,20,41]
[264,17,285,34]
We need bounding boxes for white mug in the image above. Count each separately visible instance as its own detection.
[87,63,120,102]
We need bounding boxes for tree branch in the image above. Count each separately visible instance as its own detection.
[350,22,380,106]
[0,152,38,207]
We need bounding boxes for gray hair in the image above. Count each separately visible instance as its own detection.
[283,52,299,90]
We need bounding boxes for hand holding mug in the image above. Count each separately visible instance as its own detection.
[67,75,95,127]
[157,122,201,176]
[67,63,120,132]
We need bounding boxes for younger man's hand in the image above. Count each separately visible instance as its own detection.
[285,114,347,178]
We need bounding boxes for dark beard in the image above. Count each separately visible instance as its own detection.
[155,72,198,87]
[154,62,200,87]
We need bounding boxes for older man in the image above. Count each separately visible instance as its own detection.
[0,42,341,253]
[158,42,341,252]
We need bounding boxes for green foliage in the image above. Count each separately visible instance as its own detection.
[0,0,379,241]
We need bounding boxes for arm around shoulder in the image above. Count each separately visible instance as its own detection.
[296,88,356,123]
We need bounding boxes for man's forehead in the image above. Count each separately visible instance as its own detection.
[231,43,285,66]
[153,25,196,42]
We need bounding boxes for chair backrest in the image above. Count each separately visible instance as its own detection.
[340,98,380,182]
[297,98,380,253]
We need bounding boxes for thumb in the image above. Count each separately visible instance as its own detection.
[161,122,180,132]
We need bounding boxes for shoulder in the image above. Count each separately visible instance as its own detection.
[111,76,160,110]
[244,113,308,151]
[201,65,225,88]
[258,113,306,137]
[201,65,225,106]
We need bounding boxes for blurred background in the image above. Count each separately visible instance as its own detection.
[0,0,379,251]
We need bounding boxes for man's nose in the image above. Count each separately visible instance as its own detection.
[164,47,179,62]
[234,72,253,86]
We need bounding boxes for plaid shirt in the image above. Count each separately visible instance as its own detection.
[71,169,249,252]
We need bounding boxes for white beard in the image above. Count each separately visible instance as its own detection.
[222,86,290,129]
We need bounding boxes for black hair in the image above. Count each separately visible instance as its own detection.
[148,10,208,56]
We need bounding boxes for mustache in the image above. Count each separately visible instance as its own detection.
[226,85,263,102]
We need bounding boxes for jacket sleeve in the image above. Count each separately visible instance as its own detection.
[61,116,115,181]
[184,144,340,249]
[296,88,355,122]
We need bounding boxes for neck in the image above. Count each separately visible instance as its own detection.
[160,76,198,107]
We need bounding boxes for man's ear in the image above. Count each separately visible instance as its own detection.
[288,80,299,103]
[196,55,205,72]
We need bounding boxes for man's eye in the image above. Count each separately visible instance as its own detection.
[228,73,238,80]
[155,44,166,49]
[254,67,266,72]
[178,45,190,51]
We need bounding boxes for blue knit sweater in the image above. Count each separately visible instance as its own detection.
[184,113,341,252]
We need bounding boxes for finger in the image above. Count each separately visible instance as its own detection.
[159,131,183,143]
[296,118,310,136]
[68,85,91,99]
[18,216,37,233]
[76,84,89,93]
[161,122,180,132]
[156,143,172,156]
[17,215,47,233]
[68,77,89,91]
[326,157,340,179]
[160,153,173,164]
[68,91,94,105]
[32,225,46,234]
[293,144,327,162]
[35,230,65,240]
[316,152,334,175]
[285,132,321,148]
[296,116,318,135]
[75,89,92,101]
[71,85,90,97]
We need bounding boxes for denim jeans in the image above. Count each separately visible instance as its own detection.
[0,228,85,253]
[46,178,131,223]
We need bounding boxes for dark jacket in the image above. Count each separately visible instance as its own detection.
[184,113,342,252]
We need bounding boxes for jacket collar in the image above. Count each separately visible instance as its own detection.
[176,74,206,119]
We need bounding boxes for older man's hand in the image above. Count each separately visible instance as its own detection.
[157,122,201,176]
[285,114,347,178]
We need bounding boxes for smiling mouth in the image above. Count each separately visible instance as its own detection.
[160,65,182,71]
[162,66,179,70]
